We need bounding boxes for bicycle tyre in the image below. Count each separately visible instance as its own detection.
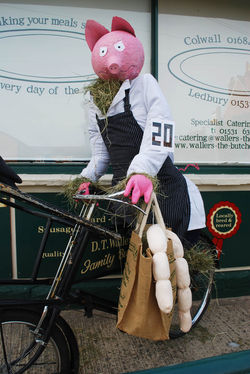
[169,234,216,339]
[56,313,80,374]
[0,309,76,374]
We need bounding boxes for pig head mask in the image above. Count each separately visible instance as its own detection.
[85,16,145,81]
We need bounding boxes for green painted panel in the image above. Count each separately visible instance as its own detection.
[15,194,70,278]
[0,203,12,278]
[15,193,127,280]
[202,191,250,268]
[213,271,250,298]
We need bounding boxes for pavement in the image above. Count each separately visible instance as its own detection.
[61,295,250,374]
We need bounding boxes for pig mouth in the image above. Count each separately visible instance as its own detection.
[120,65,137,75]
[99,64,137,79]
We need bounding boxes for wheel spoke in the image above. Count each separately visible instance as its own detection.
[0,310,73,373]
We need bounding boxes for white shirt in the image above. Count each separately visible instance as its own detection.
[81,73,205,230]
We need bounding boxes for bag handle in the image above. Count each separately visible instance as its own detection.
[135,192,166,238]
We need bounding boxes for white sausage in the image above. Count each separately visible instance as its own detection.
[179,310,192,332]
[152,252,170,280]
[147,224,167,254]
[165,229,184,258]
[155,279,173,314]
[178,287,192,312]
[175,258,190,289]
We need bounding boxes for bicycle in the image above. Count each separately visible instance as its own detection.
[0,161,216,374]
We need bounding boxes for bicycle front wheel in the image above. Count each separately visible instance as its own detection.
[0,309,73,374]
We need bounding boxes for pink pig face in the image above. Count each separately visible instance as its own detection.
[91,31,144,80]
[85,17,144,81]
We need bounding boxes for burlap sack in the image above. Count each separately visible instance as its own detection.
[116,229,176,341]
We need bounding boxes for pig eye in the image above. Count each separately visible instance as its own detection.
[99,46,107,57]
[114,41,125,52]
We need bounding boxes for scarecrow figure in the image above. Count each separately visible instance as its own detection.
[79,16,205,241]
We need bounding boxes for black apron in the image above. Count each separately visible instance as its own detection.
[96,89,190,237]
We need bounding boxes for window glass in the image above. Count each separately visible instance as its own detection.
[159,0,250,164]
[0,1,150,161]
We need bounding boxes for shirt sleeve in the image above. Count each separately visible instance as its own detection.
[184,176,206,230]
[80,102,110,182]
[127,74,175,177]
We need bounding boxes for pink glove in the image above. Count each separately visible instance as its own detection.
[124,175,153,204]
[77,182,91,195]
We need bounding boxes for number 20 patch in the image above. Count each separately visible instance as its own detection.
[151,121,174,151]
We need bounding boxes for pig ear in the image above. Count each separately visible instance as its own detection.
[85,20,109,51]
[111,16,136,36]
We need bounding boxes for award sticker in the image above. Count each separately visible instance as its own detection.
[206,201,242,259]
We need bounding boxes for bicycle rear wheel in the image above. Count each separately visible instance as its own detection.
[169,268,214,338]
[0,309,78,374]
[169,235,216,339]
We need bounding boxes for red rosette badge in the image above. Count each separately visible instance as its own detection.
[206,201,242,259]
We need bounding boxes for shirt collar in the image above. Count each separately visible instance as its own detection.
[110,79,131,108]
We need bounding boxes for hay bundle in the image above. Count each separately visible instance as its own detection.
[184,240,216,275]
[84,78,123,115]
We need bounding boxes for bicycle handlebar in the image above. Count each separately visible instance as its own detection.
[73,190,147,215]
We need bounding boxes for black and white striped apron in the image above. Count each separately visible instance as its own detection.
[96,89,190,237]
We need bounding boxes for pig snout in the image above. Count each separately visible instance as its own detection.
[108,63,120,75]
